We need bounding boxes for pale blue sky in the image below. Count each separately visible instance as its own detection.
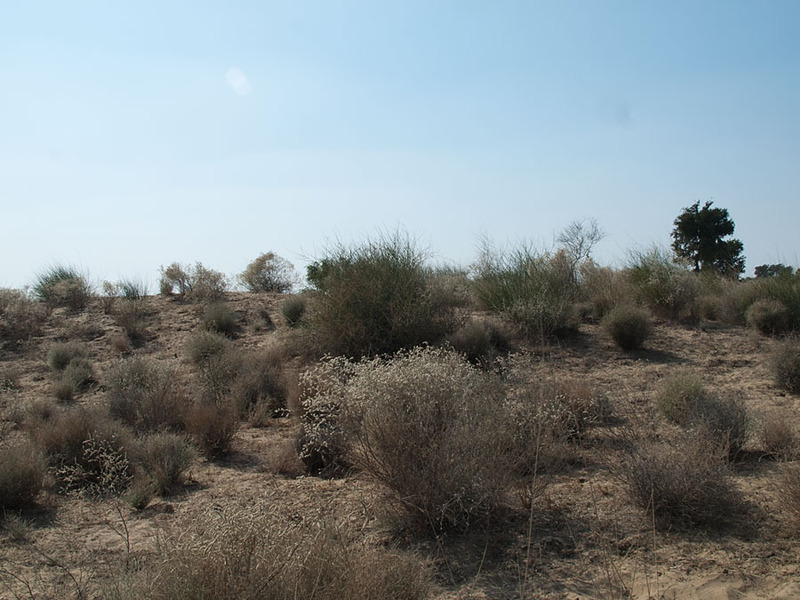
[2,1,799,289]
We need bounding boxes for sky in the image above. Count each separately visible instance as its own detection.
[2,1,799,289]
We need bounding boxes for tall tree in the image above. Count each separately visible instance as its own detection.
[671,201,745,277]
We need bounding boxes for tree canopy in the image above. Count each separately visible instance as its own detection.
[671,201,745,277]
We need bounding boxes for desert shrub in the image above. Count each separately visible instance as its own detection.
[779,464,800,529]
[621,435,738,527]
[655,373,748,457]
[230,348,287,419]
[758,413,799,461]
[280,294,307,327]
[47,341,89,371]
[32,265,93,309]
[239,251,296,293]
[626,248,700,322]
[602,305,652,351]
[746,299,790,335]
[106,357,187,432]
[305,233,462,358]
[61,357,94,392]
[115,298,148,344]
[187,330,230,365]
[183,401,238,458]
[445,316,511,365]
[300,347,515,531]
[115,504,433,600]
[0,288,48,350]
[578,264,633,321]
[201,302,238,337]
[160,262,227,303]
[0,443,46,510]
[132,432,196,496]
[52,380,75,403]
[472,243,578,339]
[33,406,133,497]
[187,331,242,404]
[773,336,800,394]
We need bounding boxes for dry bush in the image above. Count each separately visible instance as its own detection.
[621,434,739,527]
[773,336,800,394]
[0,288,48,351]
[202,302,239,337]
[746,299,791,335]
[106,356,187,432]
[47,341,88,371]
[758,413,799,460]
[305,233,463,358]
[114,298,149,344]
[61,357,94,393]
[779,463,800,529]
[33,265,93,309]
[444,316,512,365]
[602,305,652,351]
[184,401,238,458]
[132,432,196,496]
[654,372,709,423]
[110,504,433,600]
[187,331,242,404]
[626,247,700,323]
[238,251,297,293]
[0,443,46,510]
[32,406,133,497]
[159,262,227,303]
[579,263,632,320]
[280,294,307,327]
[230,348,287,419]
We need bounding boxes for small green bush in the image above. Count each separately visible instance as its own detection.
[306,233,462,357]
[746,299,790,335]
[133,432,196,496]
[202,302,238,337]
[47,341,89,371]
[106,356,187,432]
[32,265,93,309]
[773,336,800,394]
[280,295,307,327]
[603,305,652,351]
[0,443,46,510]
[239,252,296,293]
[160,262,227,303]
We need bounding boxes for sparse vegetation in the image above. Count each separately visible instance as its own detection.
[602,305,652,350]
[201,302,238,337]
[33,264,93,309]
[239,251,296,293]
[280,294,307,327]
[0,288,48,351]
[132,432,196,496]
[773,336,800,394]
[746,298,790,335]
[184,401,238,458]
[47,341,89,372]
[0,443,46,510]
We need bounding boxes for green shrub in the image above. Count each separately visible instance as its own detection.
[201,302,238,337]
[133,432,196,496]
[602,305,652,351]
[32,265,93,309]
[0,288,48,350]
[280,294,307,327]
[306,233,461,358]
[0,443,46,510]
[773,336,800,394]
[621,435,739,527]
[239,251,296,293]
[47,341,89,371]
[626,247,699,322]
[159,262,227,303]
[106,356,187,432]
[472,244,578,339]
[746,299,790,335]
[33,406,133,497]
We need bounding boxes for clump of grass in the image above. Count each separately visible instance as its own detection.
[201,302,238,337]
[183,401,238,459]
[159,262,227,303]
[231,347,287,419]
[32,264,93,309]
[772,336,800,394]
[305,232,462,358]
[132,432,196,496]
[746,298,790,335]
[280,294,307,327]
[779,463,800,529]
[626,247,700,323]
[187,331,242,404]
[621,434,739,527]
[0,288,48,351]
[0,443,46,510]
[47,341,88,371]
[758,413,799,460]
[32,406,133,497]
[106,356,187,432]
[61,357,94,392]
[602,305,652,351]
[472,243,578,339]
[445,317,512,365]
[239,251,297,293]
[578,264,633,321]
[654,372,707,422]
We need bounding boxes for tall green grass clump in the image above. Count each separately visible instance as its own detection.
[626,247,699,322]
[472,241,578,339]
[305,232,462,358]
[33,264,93,309]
